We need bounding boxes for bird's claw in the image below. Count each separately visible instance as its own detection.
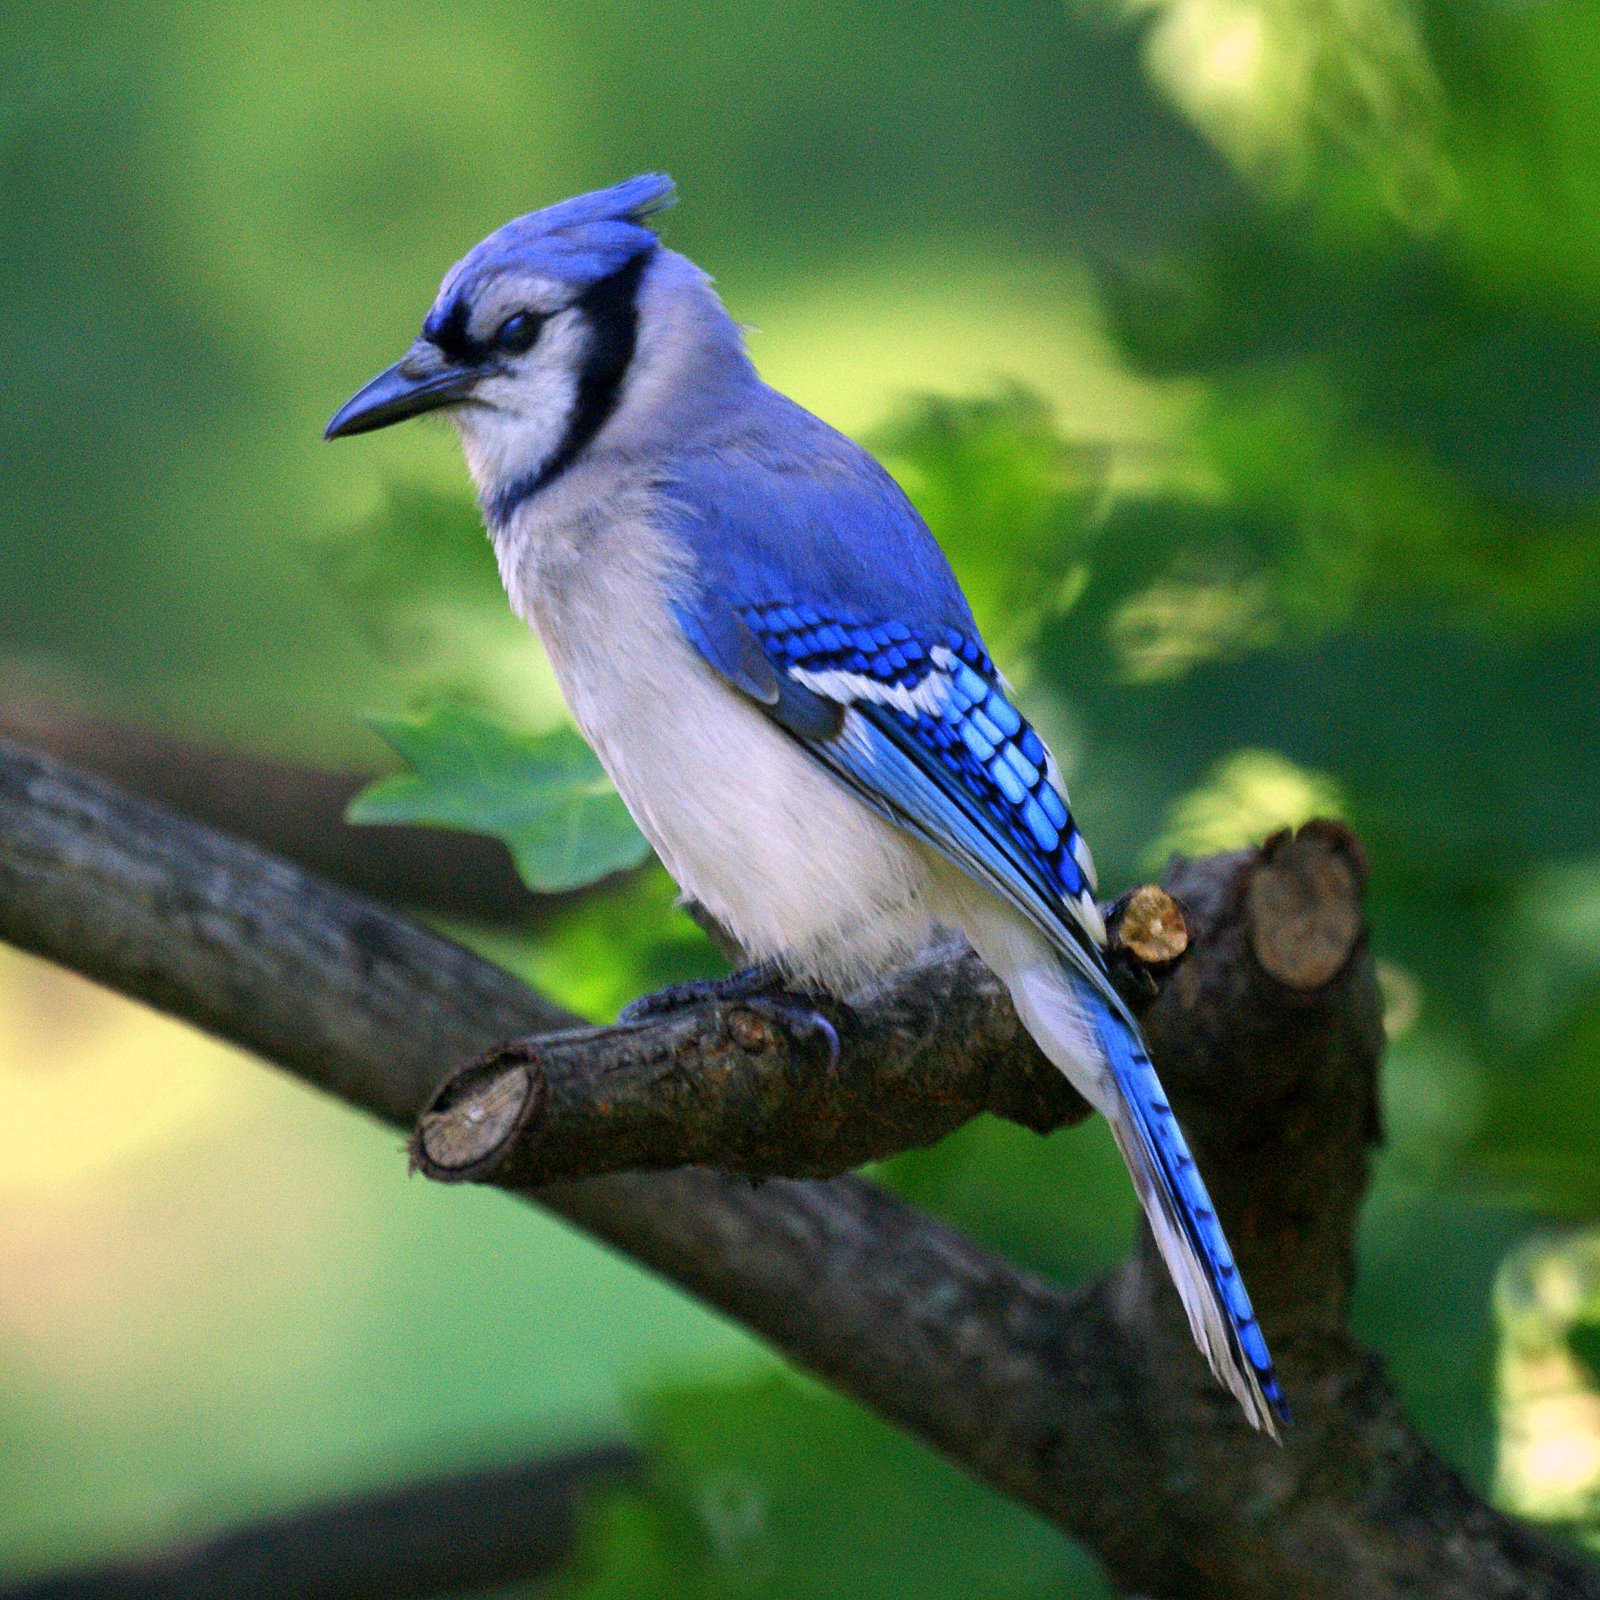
[620,968,846,1071]
[731,994,843,1072]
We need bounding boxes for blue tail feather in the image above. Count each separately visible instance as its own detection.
[1085,987,1289,1431]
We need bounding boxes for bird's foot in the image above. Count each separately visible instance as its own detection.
[621,966,847,1071]
[619,963,783,1023]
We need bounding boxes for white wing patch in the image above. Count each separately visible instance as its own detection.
[789,663,953,718]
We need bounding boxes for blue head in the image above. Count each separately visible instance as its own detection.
[325,174,681,499]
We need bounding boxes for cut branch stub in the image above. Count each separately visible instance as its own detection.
[1142,821,1384,1339]
[1107,883,1189,965]
[1246,820,1367,991]
[412,1048,547,1181]
[3,737,1594,1600]
[409,856,1360,1193]
[412,878,1222,1192]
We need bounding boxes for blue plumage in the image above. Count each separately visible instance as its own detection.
[441,173,677,298]
[660,406,979,640]
[325,173,1289,1435]
[660,424,1108,961]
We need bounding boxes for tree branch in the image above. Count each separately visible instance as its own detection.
[407,887,1201,1185]
[0,737,1594,1600]
[1,1446,638,1600]
[0,695,573,923]
[410,937,1088,1185]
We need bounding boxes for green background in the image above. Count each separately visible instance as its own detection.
[5,0,1600,1591]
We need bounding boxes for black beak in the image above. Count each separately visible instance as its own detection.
[324,349,479,440]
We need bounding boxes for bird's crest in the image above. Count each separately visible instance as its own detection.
[443,174,677,295]
[525,173,677,234]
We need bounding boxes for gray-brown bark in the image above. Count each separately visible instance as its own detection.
[408,886,1201,1185]
[0,736,1594,1600]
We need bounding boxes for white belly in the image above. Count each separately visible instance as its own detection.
[505,503,939,990]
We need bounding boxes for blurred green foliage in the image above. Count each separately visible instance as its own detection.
[1496,1232,1600,1550]
[549,1376,1108,1600]
[7,0,1600,1594]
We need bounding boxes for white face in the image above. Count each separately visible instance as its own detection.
[439,271,596,497]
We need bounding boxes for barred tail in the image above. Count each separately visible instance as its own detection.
[956,908,1287,1433]
[1083,986,1287,1435]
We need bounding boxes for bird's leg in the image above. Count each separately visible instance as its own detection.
[621,964,848,1071]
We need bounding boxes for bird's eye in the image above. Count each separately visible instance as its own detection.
[494,311,542,356]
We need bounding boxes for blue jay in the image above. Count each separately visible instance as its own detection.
[326,175,1286,1433]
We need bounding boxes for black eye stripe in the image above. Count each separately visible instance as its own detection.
[485,247,651,525]
[424,298,548,365]
[423,296,480,364]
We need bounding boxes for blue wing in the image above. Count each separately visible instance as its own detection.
[658,423,1112,998]
[678,589,1116,1002]
[660,397,979,641]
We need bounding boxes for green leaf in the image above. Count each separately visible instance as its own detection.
[347,702,652,894]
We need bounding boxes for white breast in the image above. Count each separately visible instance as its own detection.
[493,481,940,990]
